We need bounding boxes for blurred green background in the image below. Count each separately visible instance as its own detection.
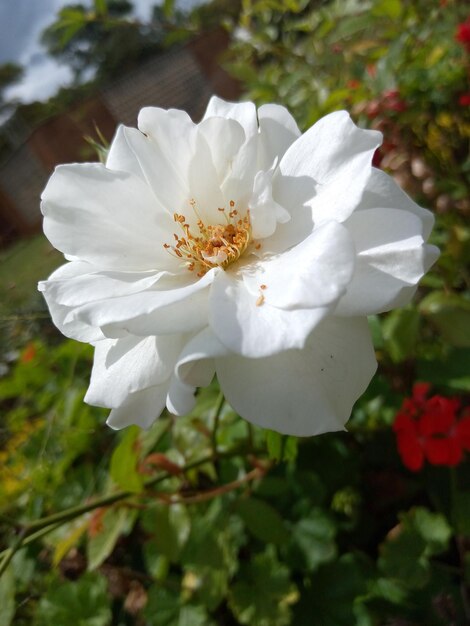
[0,1,469,625]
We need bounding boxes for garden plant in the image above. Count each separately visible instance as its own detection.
[0,1,469,625]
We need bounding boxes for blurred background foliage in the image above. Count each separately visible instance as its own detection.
[1,0,470,625]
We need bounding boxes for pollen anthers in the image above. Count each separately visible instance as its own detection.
[164,200,252,277]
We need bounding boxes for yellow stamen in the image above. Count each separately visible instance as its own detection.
[164,200,252,276]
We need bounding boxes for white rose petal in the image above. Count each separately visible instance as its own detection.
[40,96,438,436]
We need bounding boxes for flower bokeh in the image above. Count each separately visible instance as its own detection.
[455,17,470,53]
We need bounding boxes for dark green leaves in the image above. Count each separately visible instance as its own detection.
[0,566,15,626]
[33,573,112,626]
[229,549,298,626]
[144,588,214,626]
[288,509,337,572]
[142,504,190,564]
[382,308,420,363]
[379,507,452,589]
[235,497,290,545]
[293,554,368,626]
[420,291,470,348]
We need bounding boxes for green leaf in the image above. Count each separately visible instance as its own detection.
[53,519,89,567]
[58,20,87,47]
[417,348,470,391]
[266,430,283,460]
[229,548,298,626]
[294,554,368,626]
[34,572,112,626]
[144,587,214,626]
[0,565,15,626]
[379,529,429,589]
[94,0,107,16]
[182,565,229,611]
[162,0,175,18]
[368,315,384,350]
[420,291,470,347]
[265,430,298,462]
[109,426,144,493]
[378,507,451,589]
[366,577,408,605]
[409,507,452,554]
[87,506,135,571]
[181,501,243,577]
[236,496,290,545]
[289,509,337,571]
[141,504,191,564]
[382,307,420,363]
[371,0,402,19]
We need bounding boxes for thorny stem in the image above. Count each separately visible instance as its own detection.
[0,444,263,578]
[0,522,64,577]
[0,313,51,323]
[0,528,26,577]
[155,465,269,506]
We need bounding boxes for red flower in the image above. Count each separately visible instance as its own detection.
[456,19,470,53]
[347,79,360,90]
[458,93,470,107]
[20,342,36,363]
[372,148,383,168]
[382,89,407,113]
[393,384,470,471]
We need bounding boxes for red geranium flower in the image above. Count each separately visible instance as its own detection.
[393,384,470,471]
[458,93,470,107]
[456,19,470,53]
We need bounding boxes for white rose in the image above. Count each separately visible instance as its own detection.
[39,97,438,436]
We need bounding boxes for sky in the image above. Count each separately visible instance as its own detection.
[0,0,203,104]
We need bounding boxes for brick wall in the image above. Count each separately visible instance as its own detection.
[0,32,241,245]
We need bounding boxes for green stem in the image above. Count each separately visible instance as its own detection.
[0,313,51,323]
[26,452,214,534]
[211,391,225,455]
[0,522,63,578]
[0,528,26,578]
[0,514,19,528]
[0,446,252,577]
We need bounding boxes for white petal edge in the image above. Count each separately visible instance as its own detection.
[335,207,439,316]
[277,111,382,225]
[257,103,301,170]
[203,95,258,139]
[106,383,169,430]
[359,167,435,239]
[39,262,105,343]
[85,334,184,408]
[41,163,178,271]
[215,316,377,436]
[166,327,229,415]
[72,270,216,339]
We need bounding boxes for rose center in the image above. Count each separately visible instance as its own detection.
[164,200,252,277]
